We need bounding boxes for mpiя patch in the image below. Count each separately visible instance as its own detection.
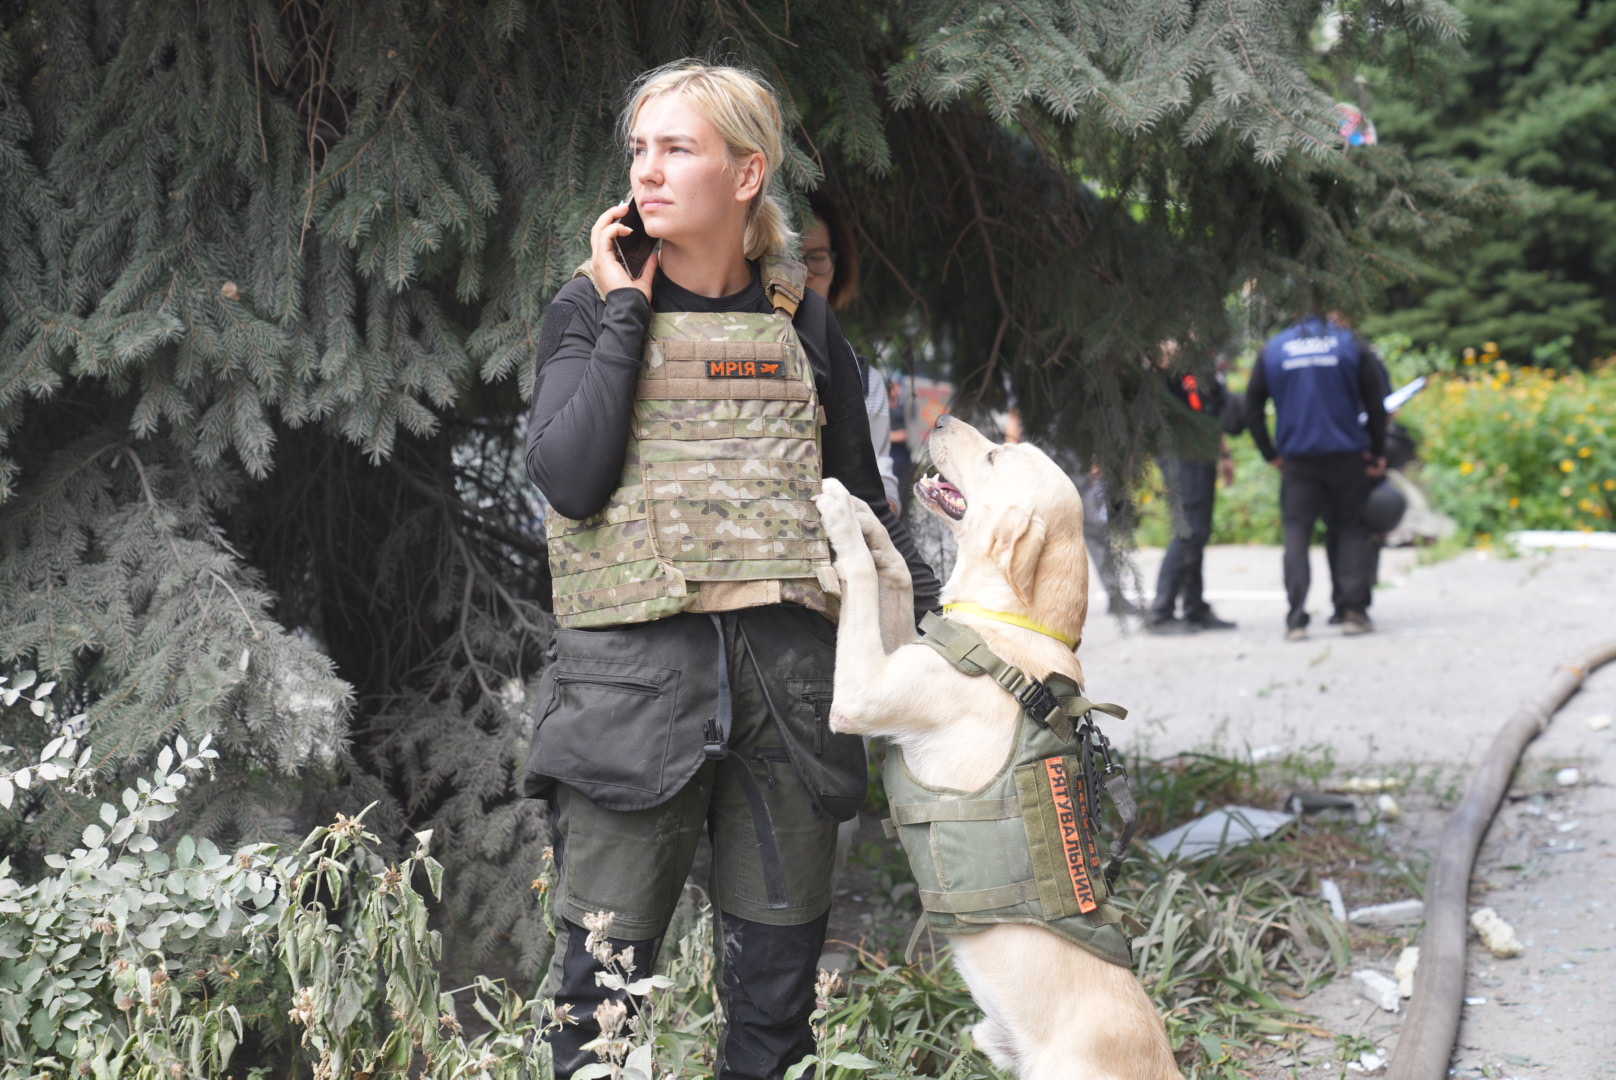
[707,359,785,378]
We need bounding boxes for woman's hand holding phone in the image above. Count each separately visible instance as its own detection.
[590,201,658,302]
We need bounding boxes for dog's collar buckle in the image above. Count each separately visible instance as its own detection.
[1009,676,1066,736]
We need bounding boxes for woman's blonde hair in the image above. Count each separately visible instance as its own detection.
[621,60,795,260]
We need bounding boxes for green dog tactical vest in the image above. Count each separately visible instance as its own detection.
[882,615,1137,969]
[547,257,840,629]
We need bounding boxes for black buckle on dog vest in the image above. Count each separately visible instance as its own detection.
[916,611,1138,884]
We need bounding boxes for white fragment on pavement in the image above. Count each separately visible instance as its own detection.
[1586,713,1612,731]
[1464,996,1487,1005]
[1555,767,1580,787]
[1349,899,1426,927]
[1395,946,1419,998]
[1470,907,1525,958]
[1377,793,1402,821]
[1353,969,1401,1012]
[1144,806,1294,861]
[1359,1052,1383,1070]
[1320,879,1347,923]
[1335,776,1406,794]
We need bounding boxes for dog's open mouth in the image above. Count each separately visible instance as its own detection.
[915,474,967,520]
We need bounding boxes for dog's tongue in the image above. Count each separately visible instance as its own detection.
[916,475,967,520]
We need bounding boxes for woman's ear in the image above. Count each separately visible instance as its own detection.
[732,150,766,203]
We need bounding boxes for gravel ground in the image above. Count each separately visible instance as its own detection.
[1080,543,1616,1079]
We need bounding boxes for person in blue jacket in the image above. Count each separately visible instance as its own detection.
[1245,313,1387,639]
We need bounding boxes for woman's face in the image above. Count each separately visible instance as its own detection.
[629,92,764,251]
[801,217,836,300]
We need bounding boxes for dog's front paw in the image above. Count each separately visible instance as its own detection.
[814,478,871,566]
[827,707,863,735]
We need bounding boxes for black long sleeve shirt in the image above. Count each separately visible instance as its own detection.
[526,262,941,619]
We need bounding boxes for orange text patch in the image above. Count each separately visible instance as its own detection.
[707,360,785,378]
[1044,758,1099,913]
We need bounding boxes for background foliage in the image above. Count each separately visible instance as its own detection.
[0,1,1528,1073]
[1361,0,1616,363]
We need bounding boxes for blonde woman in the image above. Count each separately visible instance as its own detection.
[523,61,939,1079]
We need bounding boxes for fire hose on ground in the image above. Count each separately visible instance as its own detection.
[1385,637,1616,1080]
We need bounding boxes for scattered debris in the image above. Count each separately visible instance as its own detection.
[1349,899,1425,927]
[1144,806,1294,861]
[1334,776,1406,794]
[1347,1050,1385,1071]
[1586,713,1612,732]
[1377,793,1402,821]
[1464,996,1487,1006]
[1470,907,1524,958]
[1286,789,1357,817]
[1554,767,1580,787]
[1353,969,1401,1012]
[1320,879,1347,923]
[1395,946,1419,998]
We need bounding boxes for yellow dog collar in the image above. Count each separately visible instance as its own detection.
[942,602,1080,651]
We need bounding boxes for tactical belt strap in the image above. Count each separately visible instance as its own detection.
[919,878,1042,914]
[914,611,1138,884]
[916,613,1126,741]
[707,614,790,910]
[890,796,1021,825]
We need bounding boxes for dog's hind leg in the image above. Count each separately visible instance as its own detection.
[970,1018,1020,1074]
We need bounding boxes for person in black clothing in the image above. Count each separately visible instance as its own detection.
[1246,314,1387,640]
[1147,343,1238,634]
[1324,336,1393,624]
[524,62,939,1080]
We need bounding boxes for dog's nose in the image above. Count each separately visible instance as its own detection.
[935,413,955,429]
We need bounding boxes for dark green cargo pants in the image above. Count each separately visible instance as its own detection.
[540,616,840,1079]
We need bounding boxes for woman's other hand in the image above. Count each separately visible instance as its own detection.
[590,202,658,302]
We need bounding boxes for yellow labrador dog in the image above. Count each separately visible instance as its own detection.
[814,415,1178,1080]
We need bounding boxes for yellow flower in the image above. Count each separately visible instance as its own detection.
[1579,499,1596,513]
[1484,341,1499,354]
[1508,497,1520,509]
[1560,459,1575,473]
[1564,433,1577,445]
[1463,347,1477,360]
[1605,478,1616,492]
[1579,446,1592,458]
[1460,461,1475,476]
[1560,485,1574,498]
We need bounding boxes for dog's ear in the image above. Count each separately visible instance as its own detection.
[990,506,1046,606]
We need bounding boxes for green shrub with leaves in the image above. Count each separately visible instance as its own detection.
[1396,357,1615,540]
[0,692,550,1078]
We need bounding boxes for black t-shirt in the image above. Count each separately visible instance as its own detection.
[525,261,940,617]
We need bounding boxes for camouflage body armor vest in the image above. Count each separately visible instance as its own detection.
[882,614,1137,968]
[547,257,840,629]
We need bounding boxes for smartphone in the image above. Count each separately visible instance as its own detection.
[614,198,656,278]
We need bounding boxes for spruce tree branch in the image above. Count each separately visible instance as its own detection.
[249,24,269,166]
[383,457,547,563]
[939,120,1011,404]
[122,447,259,642]
[735,0,796,48]
[850,217,931,330]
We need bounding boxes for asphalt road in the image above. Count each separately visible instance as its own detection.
[1085,543,1616,1078]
